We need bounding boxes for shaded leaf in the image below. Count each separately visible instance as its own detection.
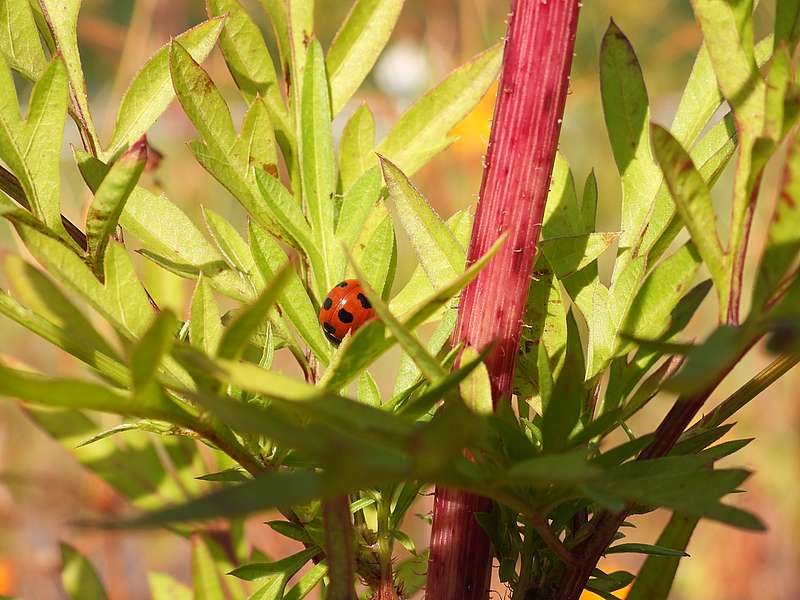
[60,543,108,600]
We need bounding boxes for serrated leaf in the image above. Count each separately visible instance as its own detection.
[217,263,292,360]
[300,39,336,295]
[339,103,376,192]
[107,18,225,156]
[650,124,726,293]
[207,0,290,148]
[250,223,332,363]
[626,514,698,600]
[86,138,147,274]
[191,276,223,355]
[60,543,108,600]
[380,155,464,283]
[600,20,661,248]
[327,0,404,114]
[376,43,502,176]
[0,0,47,79]
[39,0,98,152]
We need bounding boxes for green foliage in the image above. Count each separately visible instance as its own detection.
[0,2,797,600]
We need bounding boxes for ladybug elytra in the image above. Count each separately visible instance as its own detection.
[319,279,375,343]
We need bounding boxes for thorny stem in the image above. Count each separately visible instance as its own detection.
[425,2,581,599]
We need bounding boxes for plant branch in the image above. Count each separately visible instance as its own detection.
[323,495,358,600]
[425,2,581,599]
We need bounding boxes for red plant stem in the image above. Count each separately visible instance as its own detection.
[425,2,581,599]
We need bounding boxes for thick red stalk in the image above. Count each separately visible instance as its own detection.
[425,2,581,599]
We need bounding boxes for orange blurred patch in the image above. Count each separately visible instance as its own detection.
[450,82,497,159]
[0,557,15,595]
[580,584,631,600]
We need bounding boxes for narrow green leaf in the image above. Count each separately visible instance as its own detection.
[752,128,800,310]
[506,450,598,485]
[39,0,99,152]
[149,572,193,600]
[250,223,332,364]
[107,18,225,156]
[207,0,290,146]
[621,243,701,344]
[333,166,382,282]
[539,232,619,279]
[376,43,502,176]
[0,53,19,126]
[650,124,726,293]
[626,514,698,600]
[283,561,327,600]
[191,276,223,355]
[203,207,263,292]
[339,103,376,192]
[327,0,404,114]
[0,0,47,79]
[351,212,396,299]
[236,98,279,179]
[60,543,108,600]
[357,371,381,406]
[86,138,147,274]
[217,263,292,360]
[192,535,226,600]
[605,542,688,558]
[776,0,800,51]
[380,155,464,282]
[300,39,336,294]
[459,346,492,415]
[0,362,187,422]
[230,548,316,585]
[600,20,661,248]
[257,0,291,86]
[103,242,156,338]
[286,0,314,108]
[131,311,178,389]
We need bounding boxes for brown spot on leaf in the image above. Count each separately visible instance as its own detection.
[262,163,279,177]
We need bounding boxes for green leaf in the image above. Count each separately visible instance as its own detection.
[300,39,337,295]
[74,149,249,301]
[203,207,263,291]
[605,542,689,558]
[600,20,662,248]
[539,232,619,279]
[250,223,332,364]
[206,0,290,148]
[86,138,147,274]
[60,543,108,600]
[621,243,701,345]
[192,535,226,600]
[103,242,157,338]
[286,0,314,108]
[191,276,223,355]
[376,43,502,176]
[333,166,382,282]
[283,561,327,600]
[459,346,492,415]
[752,129,800,310]
[236,98,279,179]
[326,0,404,114]
[650,124,726,294]
[0,0,47,79]
[626,514,698,600]
[217,264,292,360]
[230,548,317,588]
[352,212,396,298]
[107,18,225,156]
[357,371,381,406]
[196,468,251,482]
[776,0,800,51]
[0,53,19,126]
[39,0,98,152]
[322,234,505,390]
[0,362,188,422]
[131,311,178,390]
[149,572,193,600]
[0,57,69,233]
[506,450,599,486]
[339,103,376,192]
[380,155,464,283]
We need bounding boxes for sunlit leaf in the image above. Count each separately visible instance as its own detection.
[0,0,47,79]
[60,543,108,600]
[339,103,376,192]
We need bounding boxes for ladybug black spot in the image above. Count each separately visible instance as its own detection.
[338,281,349,287]
[322,297,333,310]
[357,293,371,309]
[323,322,338,336]
[338,308,354,323]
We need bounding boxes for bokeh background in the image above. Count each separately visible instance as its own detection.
[0,1,797,598]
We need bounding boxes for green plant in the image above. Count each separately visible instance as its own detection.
[0,1,799,599]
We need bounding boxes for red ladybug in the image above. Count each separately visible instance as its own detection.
[319,279,375,343]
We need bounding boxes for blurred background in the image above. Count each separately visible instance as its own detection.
[0,0,797,598]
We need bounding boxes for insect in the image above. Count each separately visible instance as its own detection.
[319,279,375,343]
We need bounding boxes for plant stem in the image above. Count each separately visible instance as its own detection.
[323,495,358,600]
[425,2,581,598]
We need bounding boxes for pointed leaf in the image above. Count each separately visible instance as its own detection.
[191,276,223,355]
[192,535,226,600]
[131,310,178,389]
[333,165,382,282]
[60,543,108,600]
[0,0,47,79]
[339,103,376,192]
[149,572,193,600]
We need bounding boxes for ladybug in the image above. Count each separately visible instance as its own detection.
[319,279,375,343]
